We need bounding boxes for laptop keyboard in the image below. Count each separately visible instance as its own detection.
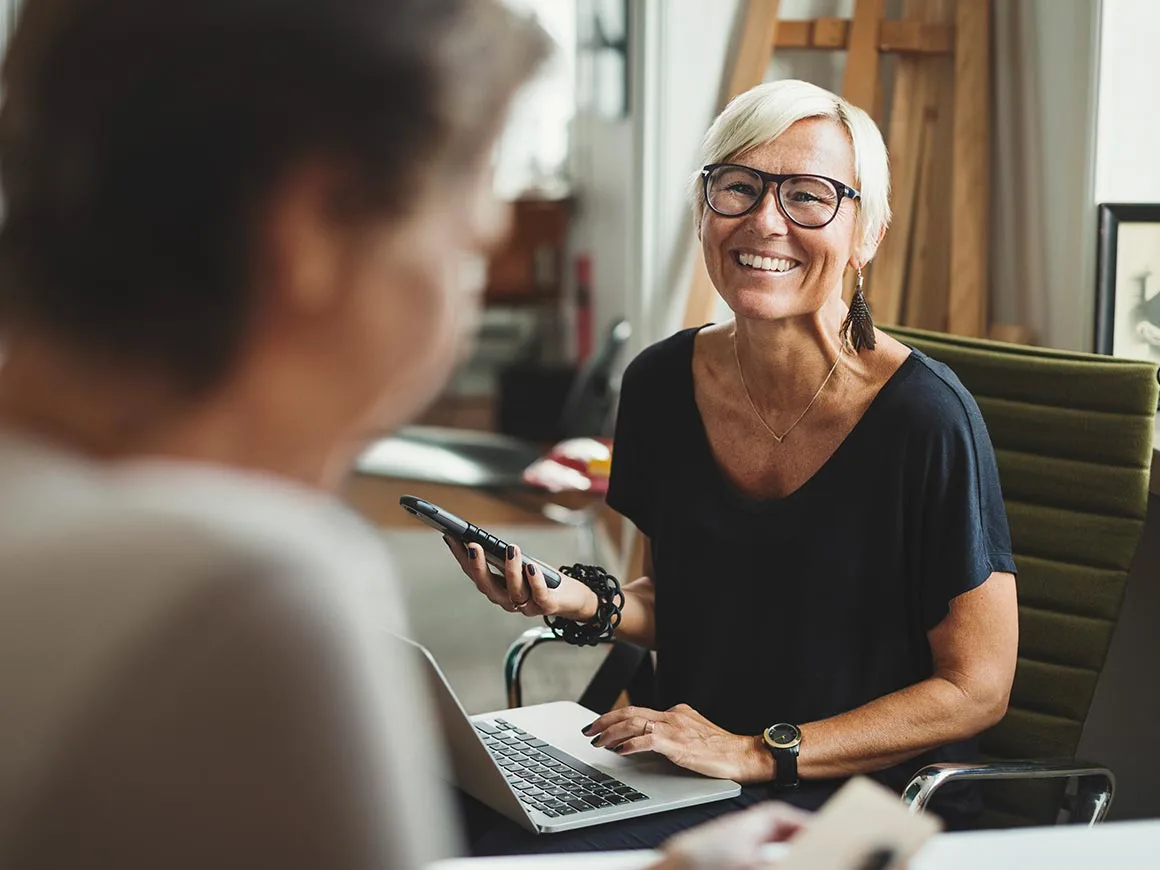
[474,718,650,818]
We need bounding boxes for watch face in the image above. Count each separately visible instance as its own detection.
[767,723,801,748]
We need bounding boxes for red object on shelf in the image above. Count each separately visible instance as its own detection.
[522,437,612,494]
[575,254,593,364]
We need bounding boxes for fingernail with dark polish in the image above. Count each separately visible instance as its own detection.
[465,546,476,559]
[524,562,535,578]
[611,744,624,753]
[581,722,595,735]
[506,544,516,560]
[590,736,600,746]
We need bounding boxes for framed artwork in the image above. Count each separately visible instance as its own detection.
[1095,203,1160,359]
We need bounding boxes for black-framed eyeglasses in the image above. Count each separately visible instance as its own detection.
[701,163,860,228]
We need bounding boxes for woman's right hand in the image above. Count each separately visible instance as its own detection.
[443,536,598,621]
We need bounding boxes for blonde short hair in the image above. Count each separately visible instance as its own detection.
[689,80,890,258]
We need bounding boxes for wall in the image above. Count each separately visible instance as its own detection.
[569,109,635,358]
[562,0,643,361]
[1093,0,1160,204]
[990,0,1101,352]
[631,0,740,350]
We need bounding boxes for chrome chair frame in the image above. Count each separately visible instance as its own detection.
[505,627,571,708]
[902,760,1116,825]
[505,631,1117,825]
[505,627,634,710]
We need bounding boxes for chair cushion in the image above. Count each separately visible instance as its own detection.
[886,326,1158,825]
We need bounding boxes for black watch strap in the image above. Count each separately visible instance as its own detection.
[774,742,799,788]
[762,723,802,789]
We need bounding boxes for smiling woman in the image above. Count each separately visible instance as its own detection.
[448,79,1021,855]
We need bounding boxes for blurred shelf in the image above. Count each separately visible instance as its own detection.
[415,395,495,431]
[485,196,573,305]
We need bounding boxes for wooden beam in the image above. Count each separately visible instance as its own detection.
[867,30,922,320]
[841,0,886,115]
[867,0,949,324]
[775,19,953,54]
[947,0,990,336]
[880,20,955,53]
[726,0,782,103]
[899,0,954,330]
[905,57,955,331]
[811,18,847,48]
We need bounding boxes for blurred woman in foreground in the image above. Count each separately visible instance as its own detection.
[0,1,803,868]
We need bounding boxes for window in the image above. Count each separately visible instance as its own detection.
[493,0,577,199]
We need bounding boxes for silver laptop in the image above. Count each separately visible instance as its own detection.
[398,635,741,833]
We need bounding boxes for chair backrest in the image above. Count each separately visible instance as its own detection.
[886,325,1159,827]
[558,317,632,438]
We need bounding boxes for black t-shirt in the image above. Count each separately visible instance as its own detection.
[605,327,1017,824]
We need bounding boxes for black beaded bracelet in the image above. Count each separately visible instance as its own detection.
[543,563,624,646]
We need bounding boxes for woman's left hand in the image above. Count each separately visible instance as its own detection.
[582,704,775,783]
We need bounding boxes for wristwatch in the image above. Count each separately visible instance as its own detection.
[761,722,802,789]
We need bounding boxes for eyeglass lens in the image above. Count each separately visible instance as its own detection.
[705,165,842,226]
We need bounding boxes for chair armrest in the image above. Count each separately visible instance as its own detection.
[503,627,613,707]
[902,759,1116,825]
[504,627,655,712]
[504,627,565,708]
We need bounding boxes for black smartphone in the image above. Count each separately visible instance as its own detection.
[399,495,563,589]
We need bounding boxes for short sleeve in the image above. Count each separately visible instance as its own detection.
[916,383,1018,631]
[605,352,659,538]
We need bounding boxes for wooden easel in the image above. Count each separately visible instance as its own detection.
[682,0,995,340]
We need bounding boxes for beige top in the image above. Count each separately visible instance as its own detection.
[0,431,459,869]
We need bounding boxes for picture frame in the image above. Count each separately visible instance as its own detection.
[1095,203,1160,359]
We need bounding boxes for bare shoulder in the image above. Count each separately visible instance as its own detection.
[691,322,734,377]
[851,329,914,389]
[694,322,733,353]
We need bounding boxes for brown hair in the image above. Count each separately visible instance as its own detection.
[0,0,549,392]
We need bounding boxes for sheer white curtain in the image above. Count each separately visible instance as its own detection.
[990,0,1101,351]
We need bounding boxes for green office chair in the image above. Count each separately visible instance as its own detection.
[503,325,1159,827]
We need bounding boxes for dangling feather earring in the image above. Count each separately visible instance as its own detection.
[840,266,876,352]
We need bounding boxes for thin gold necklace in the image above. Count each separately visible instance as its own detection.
[733,331,848,444]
